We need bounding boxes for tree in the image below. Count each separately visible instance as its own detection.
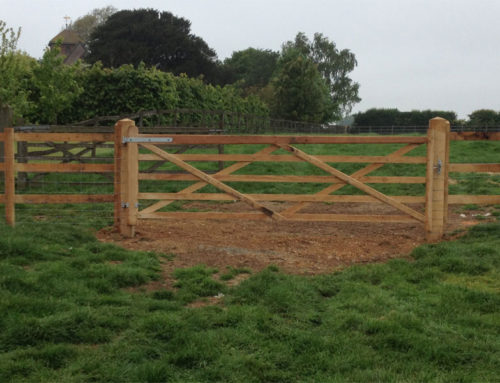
[272,49,334,122]
[28,45,82,124]
[86,9,219,83]
[284,32,360,118]
[71,6,117,45]
[468,109,500,126]
[222,48,279,88]
[0,20,35,121]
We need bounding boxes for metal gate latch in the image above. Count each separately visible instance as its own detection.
[434,159,442,175]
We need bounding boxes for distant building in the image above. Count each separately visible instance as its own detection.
[48,29,86,65]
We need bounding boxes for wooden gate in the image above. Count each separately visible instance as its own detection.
[115,118,450,241]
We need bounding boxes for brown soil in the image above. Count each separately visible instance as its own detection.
[96,202,493,290]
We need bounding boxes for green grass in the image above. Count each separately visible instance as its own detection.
[0,214,499,382]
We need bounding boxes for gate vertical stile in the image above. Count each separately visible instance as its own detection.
[425,117,450,242]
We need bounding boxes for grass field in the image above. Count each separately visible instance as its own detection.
[0,215,499,382]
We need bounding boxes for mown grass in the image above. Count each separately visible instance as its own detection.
[0,211,499,382]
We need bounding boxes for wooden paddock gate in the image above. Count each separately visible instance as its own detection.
[1,117,500,242]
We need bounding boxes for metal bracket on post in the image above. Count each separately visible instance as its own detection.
[121,202,129,208]
[122,137,173,144]
[434,159,442,175]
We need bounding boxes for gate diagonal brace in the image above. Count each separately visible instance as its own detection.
[139,143,285,221]
[139,145,280,216]
[281,143,421,215]
[279,144,425,223]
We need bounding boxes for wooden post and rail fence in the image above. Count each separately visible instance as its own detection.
[1,111,499,242]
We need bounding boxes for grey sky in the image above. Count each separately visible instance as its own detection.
[2,0,499,119]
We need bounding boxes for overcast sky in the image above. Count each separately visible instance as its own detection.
[2,0,499,119]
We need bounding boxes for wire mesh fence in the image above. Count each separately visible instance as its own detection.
[1,138,115,229]
[12,166,114,228]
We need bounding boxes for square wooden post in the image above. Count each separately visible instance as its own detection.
[4,127,15,226]
[425,117,450,242]
[114,119,138,237]
[0,105,13,164]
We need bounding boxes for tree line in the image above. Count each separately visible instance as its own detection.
[353,108,500,127]
[1,8,498,127]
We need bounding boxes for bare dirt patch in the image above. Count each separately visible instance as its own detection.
[96,202,490,289]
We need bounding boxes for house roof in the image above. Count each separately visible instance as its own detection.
[49,29,83,45]
[63,44,86,65]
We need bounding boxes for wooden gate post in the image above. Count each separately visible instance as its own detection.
[425,117,450,241]
[4,127,15,226]
[114,119,138,237]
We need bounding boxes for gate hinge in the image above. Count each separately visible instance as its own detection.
[122,137,173,144]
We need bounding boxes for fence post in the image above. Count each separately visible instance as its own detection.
[0,105,13,165]
[114,119,138,237]
[425,117,450,241]
[4,128,15,226]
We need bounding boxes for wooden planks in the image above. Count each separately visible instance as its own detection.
[450,163,500,173]
[15,194,114,203]
[136,134,428,145]
[16,163,114,173]
[138,153,427,164]
[8,194,498,205]
[448,195,500,205]
[285,214,419,223]
[139,211,269,220]
[138,192,425,204]
[138,173,425,184]
[138,211,419,223]
[140,143,284,220]
[15,132,114,142]
[279,144,426,222]
[280,144,423,215]
[138,145,279,215]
